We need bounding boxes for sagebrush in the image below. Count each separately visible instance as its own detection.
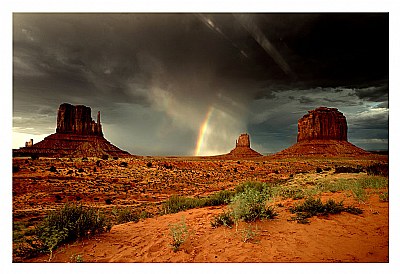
[169,216,189,252]
[36,203,111,258]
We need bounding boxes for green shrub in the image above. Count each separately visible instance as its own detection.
[235,181,271,195]
[203,190,234,206]
[169,216,189,252]
[162,195,203,214]
[162,190,234,214]
[211,211,234,228]
[36,203,111,256]
[278,187,305,200]
[289,197,363,223]
[230,187,277,223]
[112,207,140,224]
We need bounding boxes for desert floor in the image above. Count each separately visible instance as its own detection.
[12,155,388,263]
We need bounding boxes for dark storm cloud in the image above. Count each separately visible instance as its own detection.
[353,84,389,102]
[299,96,315,104]
[13,13,389,154]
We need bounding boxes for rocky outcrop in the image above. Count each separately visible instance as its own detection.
[274,107,369,157]
[225,133,262,158]
[13,103,131,158]
[56,103,103,136]
[297,107,347,142]
[236,133,251,147]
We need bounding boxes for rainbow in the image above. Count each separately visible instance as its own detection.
[194,107,214,156]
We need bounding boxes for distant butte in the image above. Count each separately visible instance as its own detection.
[13,103,131,158]
[274,107,369,157]
[224,133,262,158]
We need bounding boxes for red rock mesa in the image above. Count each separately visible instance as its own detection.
[297,107,348,142]
[225,133,262,158]
[275,107,369,157]
[13,103,131,158]
[56,103,103,136]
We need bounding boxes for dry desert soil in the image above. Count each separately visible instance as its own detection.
[12,155,389,263]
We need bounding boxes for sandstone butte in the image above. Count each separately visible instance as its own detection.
[274,107,370,157]
[13,103,131,158]
[223,133,263,158]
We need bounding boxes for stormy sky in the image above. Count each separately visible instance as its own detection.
[12,13,389,155]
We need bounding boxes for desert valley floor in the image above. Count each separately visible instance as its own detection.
[12,154,388,263]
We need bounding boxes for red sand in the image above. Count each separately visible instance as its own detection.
[28,192,388,263]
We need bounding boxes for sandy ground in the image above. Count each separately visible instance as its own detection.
[27,192,388,263]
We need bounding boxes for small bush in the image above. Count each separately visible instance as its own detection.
[119,162,128,167]
[289,197,363,223]
[162,196,200,214]
[13,165,20,173]
[203,190,234,206]
[139,210,153,219]
[211,211,234,228]
[162,190,234,214]
[230,187,277,223]
[112,207,139,224]
[279,187,305,200]
[235,181,271,195]
[36,203,111,256]
[169,216,189,252]
[49,166,57,172]
[146,162,153,168]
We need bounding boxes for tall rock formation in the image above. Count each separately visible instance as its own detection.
[274,107,369,157]
[56,103,103,136]
[13,103,131,158]
[236,133,251,147]
[297,107,347,142]
[225,133,262,158]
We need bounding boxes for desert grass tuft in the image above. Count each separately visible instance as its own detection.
[289,197,362,223]
[169,216,189,252]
